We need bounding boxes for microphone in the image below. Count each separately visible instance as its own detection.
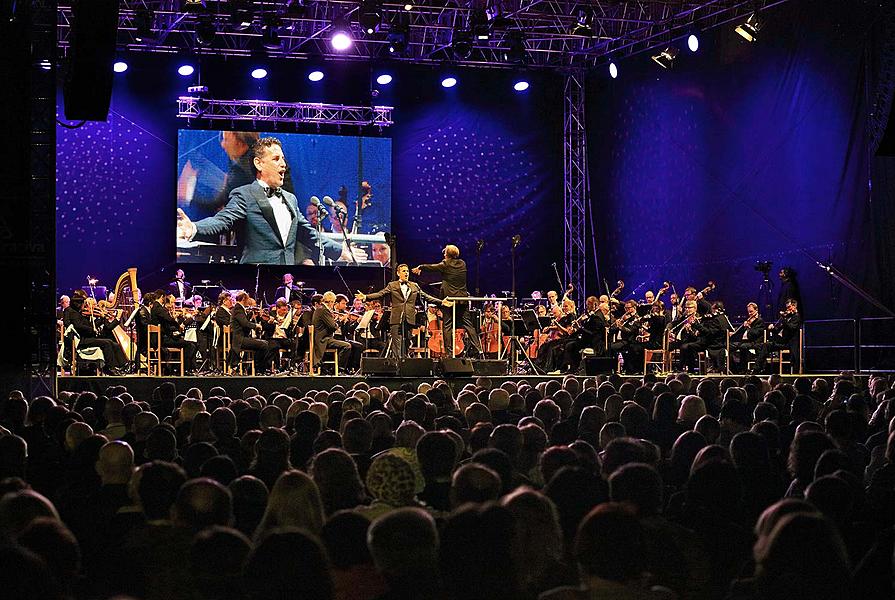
[310,196,328,216]
[323,196,346,215]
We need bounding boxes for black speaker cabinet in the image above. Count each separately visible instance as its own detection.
[360,357,398,376]
[440,357,475,376]
[63,0,120,121]
[398,358,434,377]
[472,359,508,376]
[582,356,616,375]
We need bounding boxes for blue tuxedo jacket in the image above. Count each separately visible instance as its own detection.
[194,181,342,264]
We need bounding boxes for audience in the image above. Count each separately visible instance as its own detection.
[0,371,891,599]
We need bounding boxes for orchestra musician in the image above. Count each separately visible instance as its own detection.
[539,298,577,373]
[668,299,701,371]
[275,273,301,303]
[312,291,360,373]
[259,299,295,371]
[230,291,273,373]
[730,302,766,373]
[668,293,682,322]
[413,245,483,358]
[609,299,644,374]
[357,264,445,359]
[167,269,192,304]
[149,290,198,374]
[641,300,668,352]
[57,295,70,321]
[63,294,129,374]
[755,298,802,374]
[560,296,602,373]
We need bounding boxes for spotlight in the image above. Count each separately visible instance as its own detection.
[470,8,489,40]
[229,0,253,30]
[735,13,762,42]
[178,64,195,76]
[387,25,408,55]
[376,73,393,85]
[513,80,529,92]
[502,32,526,64]
[570,8,594,37]
[451,29,473,60]
[285,0,306,18]
[251,67,268,79]
[113,61,128,73]
[403,3,413,10]
[183,0,206,13]
[651,46,678,69]
[609,61,618,79]
[359,1,382,35]
[441,76,457,88]
[261,24,282,50]
[134,9,153,42]
[196,17,216,46]
[331,17,353,51]
[687,33,699,52]
[308,70,324,82]
[39,59,52,71]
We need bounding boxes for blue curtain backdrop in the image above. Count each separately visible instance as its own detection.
[55,58,564,298]
[586,0,889,318]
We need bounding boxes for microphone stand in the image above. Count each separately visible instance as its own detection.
[475,239,484,296]
[316,206,328,266]
[254,264,261,301]
[335,210,359,266]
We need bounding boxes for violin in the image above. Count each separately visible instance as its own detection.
[697,281,716,298]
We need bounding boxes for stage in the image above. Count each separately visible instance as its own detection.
[55,373,851,399]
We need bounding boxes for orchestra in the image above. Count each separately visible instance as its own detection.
[58,264,806,377]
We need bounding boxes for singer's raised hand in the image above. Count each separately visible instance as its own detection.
[411,267,422,276]
[176,208,196,240]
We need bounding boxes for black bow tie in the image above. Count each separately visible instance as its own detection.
[265,186,283,198]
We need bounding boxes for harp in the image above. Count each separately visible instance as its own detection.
[107,268,139,360]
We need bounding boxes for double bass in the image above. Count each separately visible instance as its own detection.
[426,305,464,357]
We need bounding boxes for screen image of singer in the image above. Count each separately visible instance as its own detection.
[175,129,391,266]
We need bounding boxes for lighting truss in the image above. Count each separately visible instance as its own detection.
[57,0,790,70]
[563,72,588,299]
[176,97,394,127]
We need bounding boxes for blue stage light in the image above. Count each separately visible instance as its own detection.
[376,74,393,85]
[308,70,324,82]
[688,33,699,52]
[513,80,529,91]
[609,61,618,78]
[113,61,128,73]
[178,64,195,76]
[251,68,268,79]
[441,76,457,88]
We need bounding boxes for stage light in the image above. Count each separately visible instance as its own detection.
[735,13,762,42]
[331,17,353,51]
[196,17,216,46]
[502,32,526,64]
[441,76,457,88]
[609,61,618,79]
[403,3,413,10]
[451,29,473,60]
[251,67,268,79]
[570,8,594,37]
[651,46,678,69]
[376,74,393,85]
[228,0,253,30]
[262,25,281,50]
[688,33,699,52]
[183,0,206,13]
[39,59,52,71]
[285,0,306,18]
[178,64,195,76]
[470,8,489,40]
[387,25,408,55]
[308,70,324,82]
[359,1,382,35]
[134,9,153,42]
[113,61,128,73]
[513,80,529,92]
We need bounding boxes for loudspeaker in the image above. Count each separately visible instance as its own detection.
[360,357,398,376]
[398,358,434,377]
[582,356,616,375]
[63,0,120,121]
[472,359,507,376]
[439,357,475,376]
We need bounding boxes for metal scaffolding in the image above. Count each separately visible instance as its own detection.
[563,71,588,298]
[177,97,394,127]
[57,0,785,70]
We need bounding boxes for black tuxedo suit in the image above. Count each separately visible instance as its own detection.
[757,311,802,373]
[167,280,192,300]
[311,306,358,371]
[229,303,272,370]
[150,302,197,372]
[417,258,483,357]
[365,279,441,358]
[731,316,766,373]
[274,284,301,303]
[64,307,128,369]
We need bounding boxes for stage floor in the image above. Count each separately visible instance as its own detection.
[55,373,842,398]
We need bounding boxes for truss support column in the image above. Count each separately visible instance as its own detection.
[563,71,589,299]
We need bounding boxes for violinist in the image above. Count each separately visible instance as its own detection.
[561,296,602,373]
[668,299,701,371]
[357,263,444,358]
[260,299,295,371]
[538,299,576,373]
[701,301,730,373]
[641,300,668,351]
[755,298,802,374]
[609,299,644,374]
[150,290,198,374]
[312,291,360,373]
[230,291,273,373]
[730,302,766,373]
[65,295,129,374]
[289,298,312,363]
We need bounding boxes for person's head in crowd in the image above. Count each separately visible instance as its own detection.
[145,426,178,462]
[394,420,425,449]
[488,424,523,464]
[501,488,564,590]
[132,411,159,442]
[470,448,514,495]
[753,512,850,600]
[17,517,80,596]
[694,414,720,445]
[96,440,134,485]
[450,463,501,508]
[256,470,325,540]
[190,525,252,600]
[417,431,458,483]
[574,503,647,588]
[600,437,646,480]
[366,453,418,509]
[310,448,366,516]
[539,445,579,485]
[686,458,742,520]
[533,399,561,433]
[200,454,238,486]
[730,430,771,472]
[788,430,836,490]
[0,434,28,480]
[543,466,606,551]
[619,403,649,438]
[598,421,626,451]
[464,402,491,427]
[569,441,599,475]
[609,462,663,516]
[0,489,59,540]
[63,421,93,452]
[228,475,269,539]
[668,430,707,483]
[320,510,376,573]
[210,406,238,441]
[754,401,779,423]
[173,477,233,532]
[245,527,334,600]
[691,444,730,473]
[678,395,707,427]
[342,418,374,455]
[367,508,441,591]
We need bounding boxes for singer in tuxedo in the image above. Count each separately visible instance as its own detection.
[176,137,365,265]
[413,245,483,358]
[357,264,445,358]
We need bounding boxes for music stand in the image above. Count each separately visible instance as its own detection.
[500,309,542,374]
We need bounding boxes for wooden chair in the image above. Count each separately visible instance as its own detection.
[70,336,103,375]
[308,325,339,375]
[147,324,184,376]
[777,328,804,375]
[643,335,667,374]
[221,325,255,376]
